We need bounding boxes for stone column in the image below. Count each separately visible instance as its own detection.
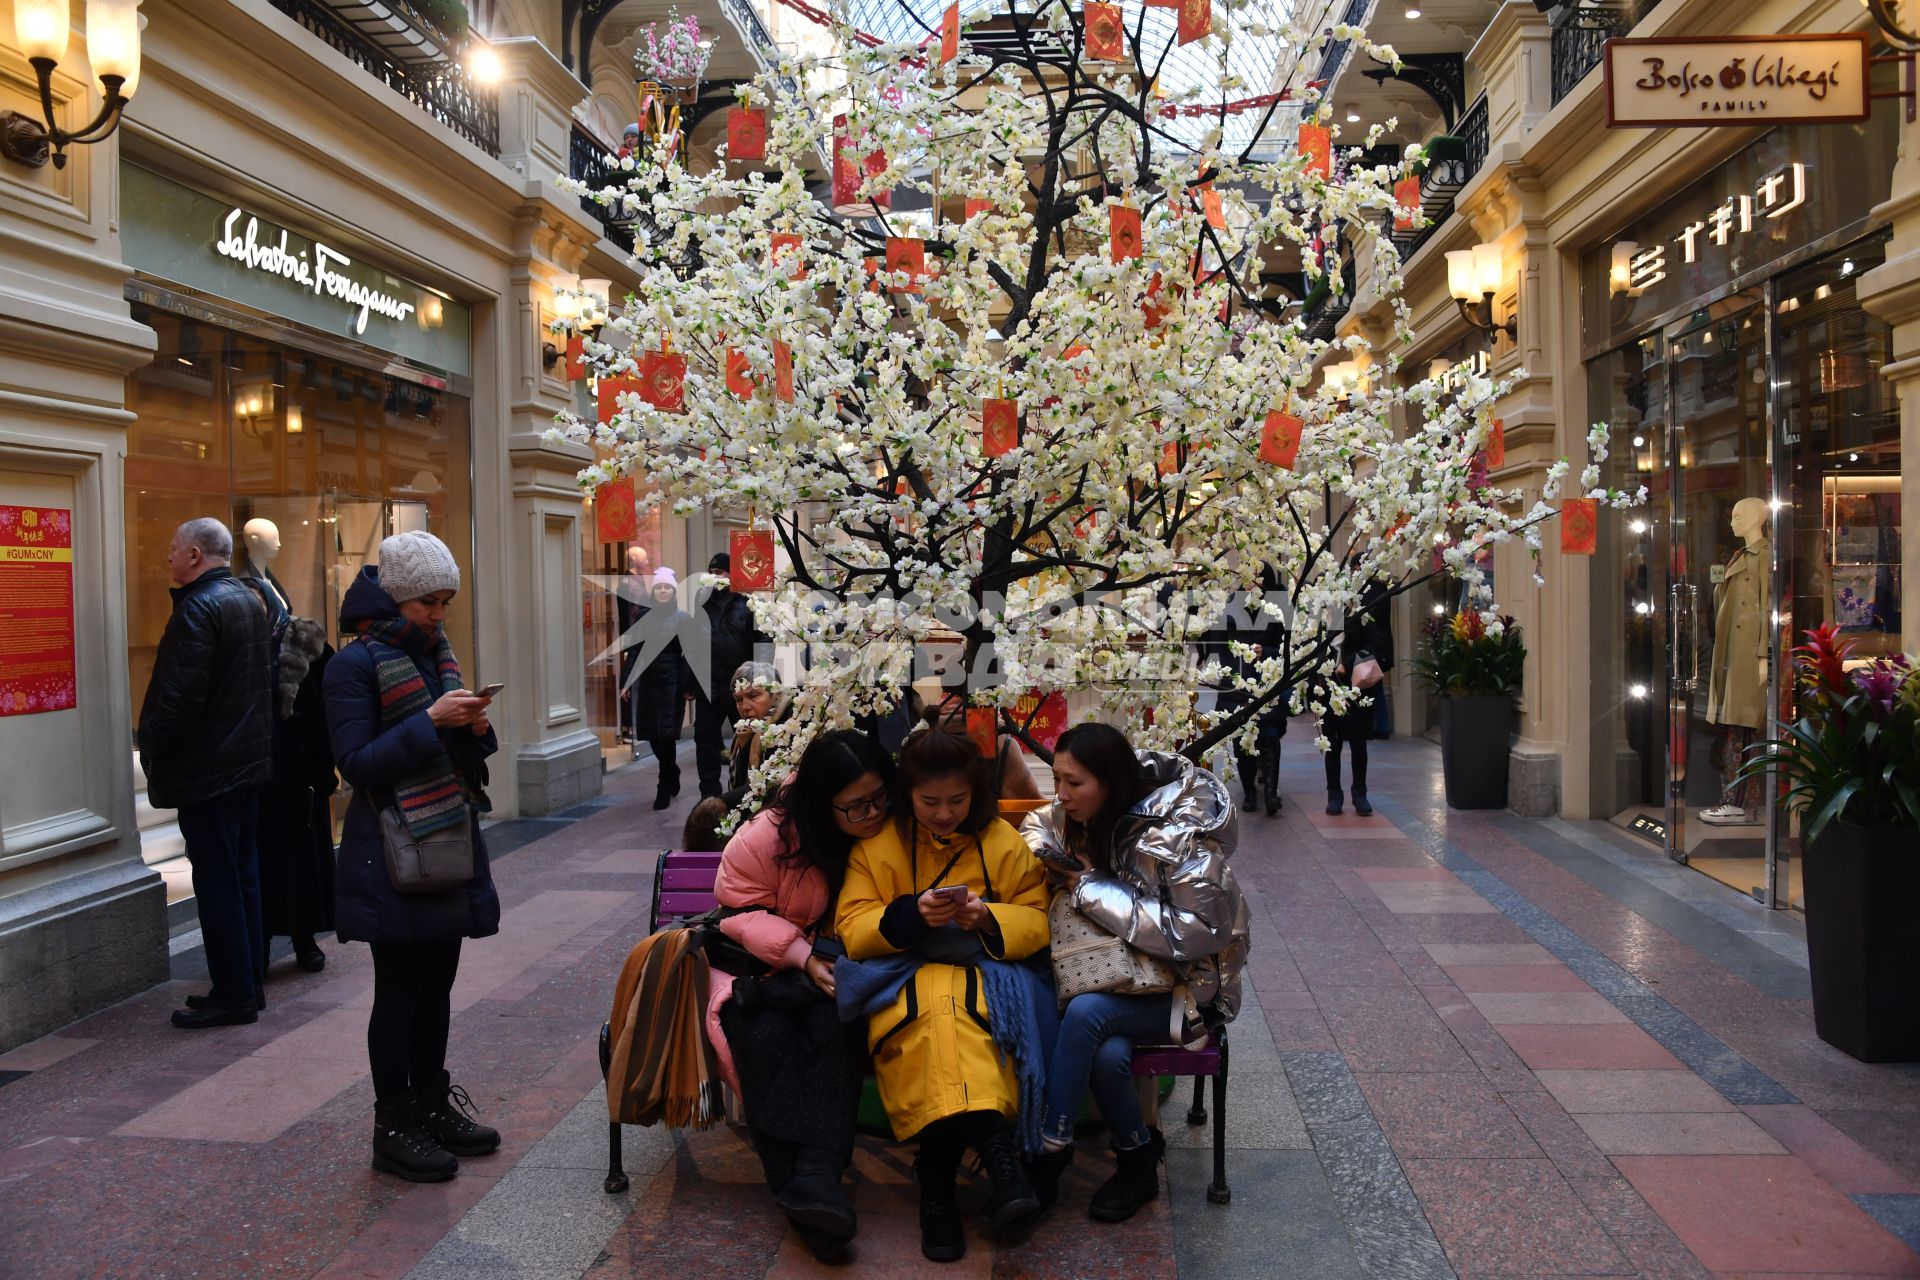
[0,0,168,1049]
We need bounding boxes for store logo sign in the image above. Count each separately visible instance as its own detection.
[1612,162,1807,295]
[1604,34,1870,128]
[214,208,417,335]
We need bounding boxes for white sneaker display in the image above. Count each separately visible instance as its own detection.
[1699,804,1752,826]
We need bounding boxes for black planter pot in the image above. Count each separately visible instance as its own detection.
[1803,823,1920,1063]
[1438,694,1513,810]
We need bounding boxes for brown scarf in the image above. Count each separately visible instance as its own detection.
[606,927,724,1129]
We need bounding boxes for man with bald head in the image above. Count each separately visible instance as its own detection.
[138,517,275,1028]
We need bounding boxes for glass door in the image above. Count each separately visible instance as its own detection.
[1662,292,1774,893]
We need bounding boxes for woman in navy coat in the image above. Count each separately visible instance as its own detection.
[324,532,502,1184]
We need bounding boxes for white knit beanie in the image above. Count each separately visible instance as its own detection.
[377,531,460,602]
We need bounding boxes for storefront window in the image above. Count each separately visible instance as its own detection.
[124,306,475,719]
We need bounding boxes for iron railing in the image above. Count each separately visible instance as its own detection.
[268,0,499,156]
[1313,0,1377,86]
[1459,91,1488,178]
[1303,253,1357,342]
[1391,93,1488,261]
[1550,3,1630,107]
[570,125,638,253]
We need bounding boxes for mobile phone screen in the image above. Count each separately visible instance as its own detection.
[936,885,969,902]
[477,682,506,698]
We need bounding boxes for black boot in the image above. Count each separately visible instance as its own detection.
[372,1092,458,1183]
[915,1145,966,1263]
[1326,788,1344,815]
[1025,1143,1073,1212]
[978,1127,1042,1232]
[293,936,326,973]
[773,1147,857,1246]
[419,1071,501,1156]
[1088,1130,1164,1223]
[652,791,672,810]
[1353,789,1373,817]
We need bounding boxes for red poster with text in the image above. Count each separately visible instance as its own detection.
[1010,690,1069,751]
[0,506,76,716]
[1259,411,1304,468]
[939,1,960,64]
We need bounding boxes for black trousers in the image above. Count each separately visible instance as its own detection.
[178,788,265,1011]
[368,938,463,1101]
[692,695,731,797]
[720,974,865,1189]
[1325,732,1369,795]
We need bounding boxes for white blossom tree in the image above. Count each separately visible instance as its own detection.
[550,0,1640,788]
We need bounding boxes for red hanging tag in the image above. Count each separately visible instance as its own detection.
[832,113,891,213]
[773,341,794,402]
[564,334,586,381]
[770,232,807,280]
[964,707,998,757]
[730,529,777,591]
[1198,183,1225,229]
[1084,2,1124,60]
[1393,174,1422,231]
[885,236,926,292]
[965,197,993,219]
[1063,343,1092,384]
[1158,441,1179,475]
[1259,411,1303,468]
[637,349,687,413]
[1561,499,1598,555]
[594,479,639,543]
[939,1,960,64]
[1108,204,1142,263]
[596,373,644,424]
[727,107,767,162]
[725,348,756,399]
[1299,124,1331,179]
[982,398,1020,456]
[1177,0,1210,45]
[1487,418,1506,470]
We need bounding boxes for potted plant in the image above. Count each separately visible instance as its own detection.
[1736,624,1919,1062]
[1409,609,1525,809]
[633,9,712,99]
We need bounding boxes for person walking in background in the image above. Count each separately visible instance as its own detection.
[1205,579,1287,816]
[1325,577,1394,816]
[614,546,651,743]
[685,552,762,799]
[138,517,274,1029]
[324,531,502,1183]
[621,566,687,810]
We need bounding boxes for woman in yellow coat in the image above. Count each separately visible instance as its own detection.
[837,726,1052,1263]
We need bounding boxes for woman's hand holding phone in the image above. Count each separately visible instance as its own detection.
[918,885,963,926]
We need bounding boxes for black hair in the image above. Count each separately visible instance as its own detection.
[1053,722,1148,872]
[768,729,897,890]
[680,796,730,854]
[893,724,996,838]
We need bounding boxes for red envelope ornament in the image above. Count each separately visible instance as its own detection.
[773,341,794,402]
[1084,2,1123,60]
[1561,499,1598,555]
[730,529,776,591]
[596,373,644,424]
[564,334,586,381]
[1259,411,1304,468]
[1177,0,1209,45]
[982,397,1020,456]
[885,236,925,292]
[1158,441,1180,476]
[595,479,639,544]
[939,1,960,64]
[725,347,756,398]
[1393,174,1421,231]
[1487,419,1506,470]
[1064,343,1092,384]
[638,349,686,413]
[727,107,767,162]
[1109,204,1142,263]
[770,232,806,280]
[832,113,890,213]
[1198,183,1225,229]
[965,197,993,219]
[1299,124,1331,179]
[964,707,998,757]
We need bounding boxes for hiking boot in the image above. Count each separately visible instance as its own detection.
[1240,785,1259,812]
[1088,1130,1164,1223]
[419,1071,501,1157]
[979,1128,1041,1232]
[773,1147,856,1244]
[372,1092,457,1183]
[1326,788,1344,815]
[1353,790,1373,817]
[915,1151,966,1262]
[1025,1143,1074,1212]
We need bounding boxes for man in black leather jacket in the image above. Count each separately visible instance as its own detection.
[681,552,765,798]
[137,517,274,1029]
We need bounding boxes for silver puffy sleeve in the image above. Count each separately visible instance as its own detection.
[1072,829,1239,964]
[1019,802,1076,868]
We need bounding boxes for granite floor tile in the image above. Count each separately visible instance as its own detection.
[1497,1024,1687,1072]
[1158,1069,1311,1151]
[1355,1071,1546,1159]
[1502,1091,1619,1181]
[1535,1071,1734,1115]
[1401,1157,1632,1277]
[1572,1112,1787,1156]
[1740,1105,1917,1195]
[1473,992,1631,1025]
[1441,965,1597,994]
[1314,984,1476,1074]
[1166,1148,1365,1280]
[1422,943,1560,967]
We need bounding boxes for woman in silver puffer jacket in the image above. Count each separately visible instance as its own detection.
[1019,723,1251,1225]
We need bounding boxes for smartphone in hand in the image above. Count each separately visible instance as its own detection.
[933,884,970,903]
[476,682,506,698]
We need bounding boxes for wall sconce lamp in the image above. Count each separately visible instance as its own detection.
[1323,359,1368,400]
[541,276,612,368]
[1445,242,1516,341]
[4,0,142,170]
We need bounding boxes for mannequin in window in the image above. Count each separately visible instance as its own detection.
[1701,497,1769,826]
[242,518,291,631]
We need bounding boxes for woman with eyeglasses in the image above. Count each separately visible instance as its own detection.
[703,729,897,1261]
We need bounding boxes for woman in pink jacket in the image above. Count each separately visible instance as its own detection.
[707,728,896,1261]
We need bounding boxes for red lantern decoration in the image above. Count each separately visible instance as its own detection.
[832,112,890,214]
[595,479,639,543]
[939,1,960,64]
[1259,411,1304,469]
[1393,174,1422,231]
[982,398,1020,457]
[1177,0,1210,45]
[1108,204,1142,263]
[1299,124,1331,179]
[774,340,794,402]
[596,374,644,425]
[1084,2,1124,60]
[563,334,586,381]
[725,347,756,398]
[727,107,767,162]
[637,349,686,414]
[730,529,777,591]
[885,236,926,292]
[1561,499,1598,555]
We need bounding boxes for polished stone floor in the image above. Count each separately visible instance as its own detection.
[3,734,1918,1279]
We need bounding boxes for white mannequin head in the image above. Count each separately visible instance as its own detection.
[625,545,650,577]
[1729,498,1769,547]
[243,517,281,565]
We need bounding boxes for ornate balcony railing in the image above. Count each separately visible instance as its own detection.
[268,0,499,156]
[1303,253,1357,342]
[1550,3,1630,107]
[1313,0,1378,87]
[1390,93,1488,261]
[570,125,638,254]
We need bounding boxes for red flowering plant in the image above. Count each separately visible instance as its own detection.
[1736,623,1920,846]
[1408,610,1526,698]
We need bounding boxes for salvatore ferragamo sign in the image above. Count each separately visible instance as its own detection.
[1604,33,1871,128]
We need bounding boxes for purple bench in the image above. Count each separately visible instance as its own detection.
[601,850,1231,1205]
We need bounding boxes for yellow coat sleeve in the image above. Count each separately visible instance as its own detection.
[837,826,904,959]
[981,819,1051,961]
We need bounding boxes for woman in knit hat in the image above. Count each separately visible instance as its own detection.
[322,530,503,1183]
[623,566,689,810]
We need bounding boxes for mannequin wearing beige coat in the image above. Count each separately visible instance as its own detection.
[1702,498,1769,824]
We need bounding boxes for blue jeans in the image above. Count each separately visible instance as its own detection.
[1042,991,1174,1150]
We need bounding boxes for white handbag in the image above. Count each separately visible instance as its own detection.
[1048,891,1178,1001]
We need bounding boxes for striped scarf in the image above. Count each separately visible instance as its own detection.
[355,615,472,837]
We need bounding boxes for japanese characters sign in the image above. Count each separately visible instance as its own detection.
[1604,34,1870,128]
[0,506,77,717]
